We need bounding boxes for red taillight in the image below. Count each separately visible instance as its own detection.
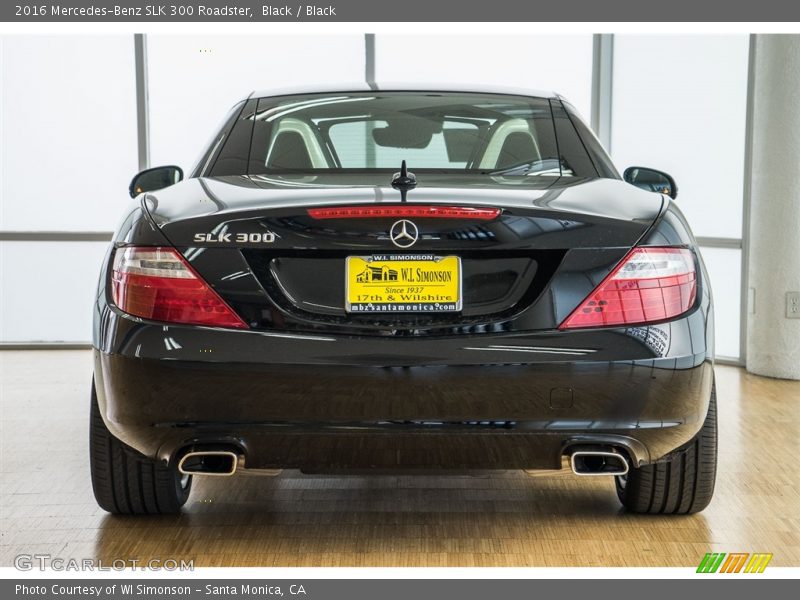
[111,247,248,329]
[558,247,697,330]
[307,205,501,220]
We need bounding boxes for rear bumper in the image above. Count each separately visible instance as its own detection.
[93,312,714,470]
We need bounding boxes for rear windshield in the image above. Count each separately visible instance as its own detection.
[208,92,606,178]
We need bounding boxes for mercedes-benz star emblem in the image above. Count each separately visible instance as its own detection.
[389,219,419,249]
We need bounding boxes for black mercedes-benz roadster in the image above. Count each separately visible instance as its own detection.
[91,86,716,515]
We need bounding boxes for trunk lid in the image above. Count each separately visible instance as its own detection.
[147,174,662,250]
[142,174,664,333]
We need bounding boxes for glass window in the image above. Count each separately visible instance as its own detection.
[699,246,742,360]
[375,35,595,118]
[611,35,749,239]
[231,92,600,177]
[0,36,138,231]
[561,102,620,178]
[329,120,481,169]
[550,100,600,177]
[147,35,366,170]
[204,99,254,177]
[0,241,109,343]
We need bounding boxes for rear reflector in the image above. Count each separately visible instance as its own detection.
[307,205,501,220]
[112,247,248,329]
[558,247,697,330]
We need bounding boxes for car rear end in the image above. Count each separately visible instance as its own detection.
[91,89,715,515]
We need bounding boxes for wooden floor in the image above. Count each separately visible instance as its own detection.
[1,350,798,567]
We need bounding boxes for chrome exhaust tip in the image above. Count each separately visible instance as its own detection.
[569,450,629,476]
[178,450,238,477]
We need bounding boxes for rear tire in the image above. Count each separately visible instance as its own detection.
[90,380,191,514]
[615,382,717,514]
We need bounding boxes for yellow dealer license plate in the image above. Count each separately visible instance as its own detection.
[346,254,462,313]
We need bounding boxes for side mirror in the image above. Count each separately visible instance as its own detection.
[623,166,678,199]
[129,165,183,198]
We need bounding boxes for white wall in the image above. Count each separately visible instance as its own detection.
[746,35,800,380]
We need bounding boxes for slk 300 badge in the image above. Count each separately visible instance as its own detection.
[193,232,278,243]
